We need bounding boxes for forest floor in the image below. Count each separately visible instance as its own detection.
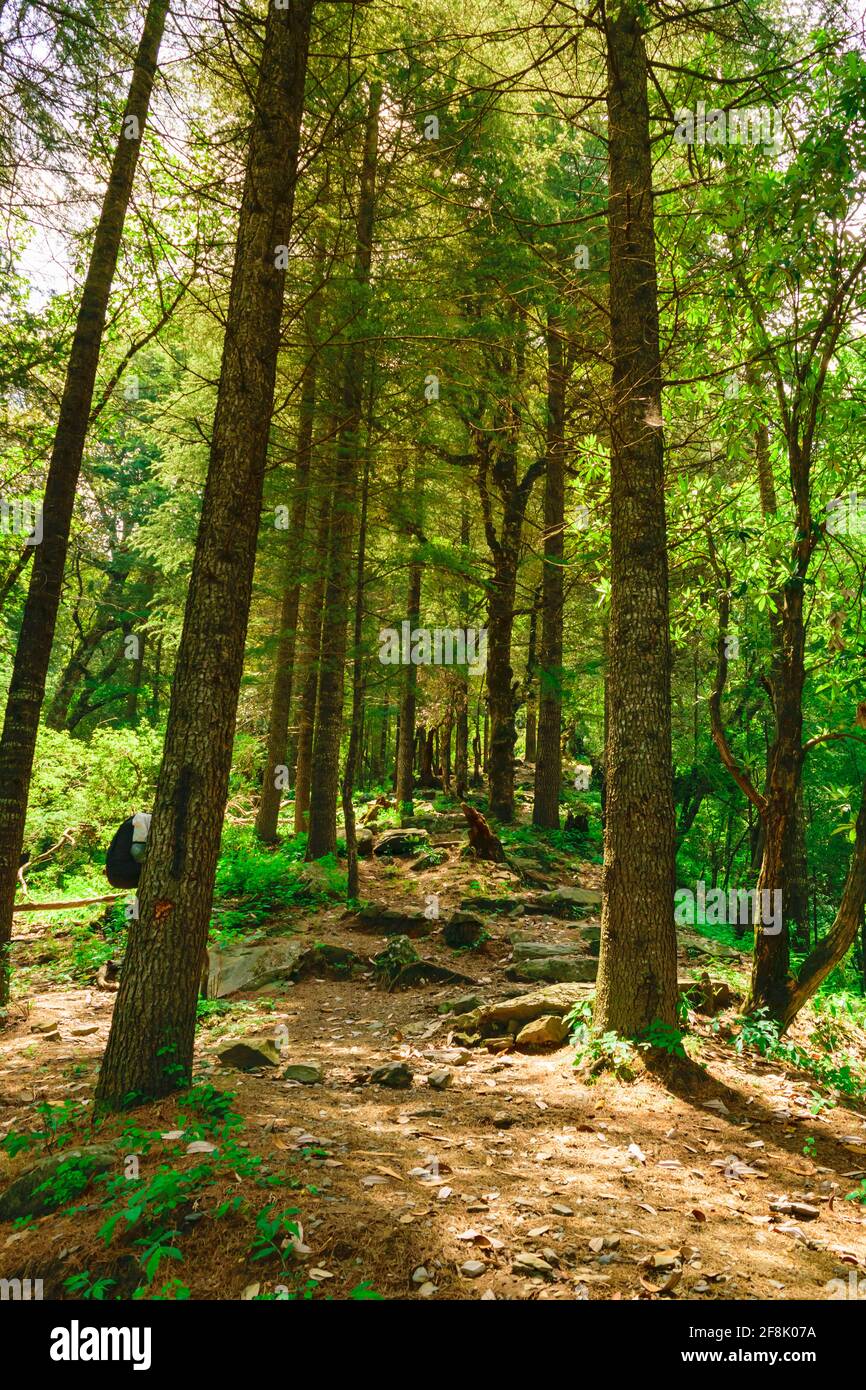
[3,805,866,1301]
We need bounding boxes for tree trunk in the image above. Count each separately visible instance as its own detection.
[341,443,371,900]
[307,82,381,859]
[533,312,566,828]
[149,635,163,723]
[419,726,436,787]
[255,262,323,842]
[483,511,517,817]
[46,614,115,730]
[593,2,678,1039]
[441,704,453,795]
[125,630,146,725]
[293,467,332,833]
[396,462,423,813]
[783,785,810,950]
[523,584,539,764]
[779,772,866,1028]
[0,0,169,1003]
[95,0,312,1105]
[476,429,538,823]
[454,499,471,797]
[0,546,34,613]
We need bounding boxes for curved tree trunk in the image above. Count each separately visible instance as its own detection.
[0,0,170,1004]
[780,772,866,1028]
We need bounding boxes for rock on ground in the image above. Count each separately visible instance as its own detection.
[506,956,597,984]
[0,1145,118,1222]
[373,828,430,857]
[459,982,593,1039]
[524,886,602,915]
[370,1062,413,1089]
[351,904,435,937]
[217,1035,284,1070]
[204,939,306,1000]
[515,1014,570,1048]
[442,911,486,948]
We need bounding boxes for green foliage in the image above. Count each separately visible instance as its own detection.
[31,1153,110,1213]
[564,996,594,1039]
[638,1019,687,1060]
[372,934,418,981]
[210,829,347,940]
[250,1204,300,1263]
[732,1008,866,1101]
[1,1099,91,1156]
[63,1271,117,1300]
[732,1008,781,1057]
[24,726,163,858]
[573,1028,638,1081]
[349,1280,384,1300]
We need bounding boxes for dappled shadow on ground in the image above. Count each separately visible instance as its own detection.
[2,834,866,1301]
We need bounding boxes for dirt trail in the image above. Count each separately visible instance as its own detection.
[2,840,866,1301]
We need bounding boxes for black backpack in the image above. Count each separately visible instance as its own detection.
[105,816,141,890]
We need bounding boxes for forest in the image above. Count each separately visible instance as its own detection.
[0,0,865,1325]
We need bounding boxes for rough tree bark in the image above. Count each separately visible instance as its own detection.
[341,443,371,900]
[395,462,424,813]
[533,311,567,827]
[454,498,471,797]
[293,449,333,833]
[523,584,540,764]
[255,248,324,842]
[593,1,678,1038]
[475,419,542,823]
[95,0,313,1105]
[306,81,381,859]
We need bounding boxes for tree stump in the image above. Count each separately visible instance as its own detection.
[460,803,507,862]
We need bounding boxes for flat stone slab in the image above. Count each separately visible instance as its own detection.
[524,886,602,915]
[217,1035,283,1070]
[459,895,524,914]
[373,828,430,856]
[679,929,743,959]
[205,938,306,1000]
[506,956,598,984]
[351,905,435,937]
[282,1063,323,1084]
[511,940,589,960]
[515,1014,570,1048]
